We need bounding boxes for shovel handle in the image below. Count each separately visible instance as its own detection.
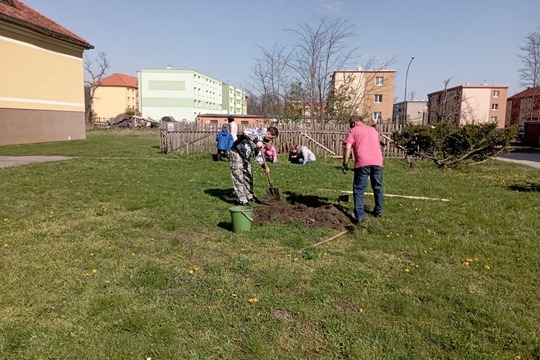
[261,151,274,187]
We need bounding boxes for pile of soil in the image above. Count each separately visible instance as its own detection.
[252,195,355,231]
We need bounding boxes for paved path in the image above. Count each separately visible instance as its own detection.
[496,152,540,169]
[0,156,72,169]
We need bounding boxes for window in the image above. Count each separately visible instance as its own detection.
[375,94,383,103]
[375,76,383,86]
[490,116,497,123]
[373,112,382,121]
[493,90,499,98]
[492,103,498,110]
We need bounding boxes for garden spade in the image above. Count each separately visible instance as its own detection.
[261,154,281,201]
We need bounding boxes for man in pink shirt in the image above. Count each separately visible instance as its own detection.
[342,116,384,223]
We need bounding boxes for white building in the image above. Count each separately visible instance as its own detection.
[138,66,246,122]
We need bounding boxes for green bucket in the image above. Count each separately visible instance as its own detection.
[229,206,253,232]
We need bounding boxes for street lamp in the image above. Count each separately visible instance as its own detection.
[404,56,415,102]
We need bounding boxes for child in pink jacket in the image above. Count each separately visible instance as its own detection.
[263,142,277,163]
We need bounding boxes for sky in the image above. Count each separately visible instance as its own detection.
[22,0,540,100]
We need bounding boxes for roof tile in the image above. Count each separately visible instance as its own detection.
[0,0,92,48]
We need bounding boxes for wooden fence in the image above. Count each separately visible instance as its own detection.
[160,121,405,158]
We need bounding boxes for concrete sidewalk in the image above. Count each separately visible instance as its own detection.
[0,156,73,169]
[496,152,540,169]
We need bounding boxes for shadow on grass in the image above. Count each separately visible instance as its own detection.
[217,221,233,231]
[508,182,540,192]
[284,191,357,223]
[204,188,237,205]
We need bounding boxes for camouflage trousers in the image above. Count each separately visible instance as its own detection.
[229,149,255,205]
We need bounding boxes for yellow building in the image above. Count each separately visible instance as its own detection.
[93,73,138,120]
[329,69,396,123]
[0,0,92,145]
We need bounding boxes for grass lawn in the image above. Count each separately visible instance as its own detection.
[0,129,539,359]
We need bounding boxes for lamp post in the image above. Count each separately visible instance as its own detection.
[403,56,415,124]
[404,56,415,102]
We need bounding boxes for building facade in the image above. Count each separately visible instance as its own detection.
[427,85,508,128]
[0,0,92,145]
[506,86,540,127]
[393,100,427,125]
[222,84,247,115]
[329,69,396,123]
[138,67,247,122]
[93,73,138,119]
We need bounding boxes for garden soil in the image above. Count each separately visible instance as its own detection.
[252,195,360,231]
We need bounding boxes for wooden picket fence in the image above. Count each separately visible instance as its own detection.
[159,121,405,158]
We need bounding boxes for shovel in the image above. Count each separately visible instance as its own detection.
[261,154,281,201]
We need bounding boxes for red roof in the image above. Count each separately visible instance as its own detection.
[98,73,138,88]
[0,0,92,49]
[508,86,540,100]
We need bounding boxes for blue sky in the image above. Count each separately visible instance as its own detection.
[23,0,540,100]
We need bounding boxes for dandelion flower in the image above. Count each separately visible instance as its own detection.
[247,298,258,303]
[92,269,97,273]
[293,257,299,261]
[359,308,364,313]
[484,265,491,270]
[3,243,9,248]
[188,269,194,274]
[404,268,410,273]
[463,261,470,266]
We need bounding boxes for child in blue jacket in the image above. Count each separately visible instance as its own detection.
[216,124,234,160]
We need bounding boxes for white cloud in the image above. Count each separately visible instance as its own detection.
[315,0,343,14]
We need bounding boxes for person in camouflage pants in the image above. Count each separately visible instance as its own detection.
[229,126,279,206]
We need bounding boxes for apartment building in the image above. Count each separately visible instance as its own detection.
[393,100,428,125]
[0,0,92,145]
[506,86,540,127]
[427,84,508,128]
[329,69,396,123]
[138,67,246,122]
[222,84,247,115]
[93,73,138,119]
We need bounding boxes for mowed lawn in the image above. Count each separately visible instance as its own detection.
[0,129,539,359]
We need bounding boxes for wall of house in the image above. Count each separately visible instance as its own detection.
[0,27,86,145]
[138,68,223,122]
[93,86,137,119]
[331,70,395,122]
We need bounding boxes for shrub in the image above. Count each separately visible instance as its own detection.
[392,122,518,168]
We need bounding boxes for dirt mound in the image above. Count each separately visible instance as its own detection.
[252,195,354,231]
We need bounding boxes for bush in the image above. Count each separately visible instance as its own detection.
[392,122,518,168]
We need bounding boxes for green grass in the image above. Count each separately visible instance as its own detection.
[0,129,539,359]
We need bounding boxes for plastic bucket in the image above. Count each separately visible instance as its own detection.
[229,206,253,232]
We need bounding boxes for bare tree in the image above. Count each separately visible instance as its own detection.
[517,30,540,121]
[428,76,478,127]
[248,43,293,120]
[84,52,110,122]
[288,18,358,121]
[327,56,397,123]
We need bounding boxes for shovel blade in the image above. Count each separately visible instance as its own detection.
[266,186,281,201]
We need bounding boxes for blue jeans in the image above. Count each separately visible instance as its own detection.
[353,166,383,222]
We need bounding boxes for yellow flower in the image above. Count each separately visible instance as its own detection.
[194,267,199,271]
[293,257,299,261]
[463,261,470,266]
[359,308,364,313]
[188,269,194,274]
[247,298,258,303]
[474,257,479,262]
[92,269,97,273]
[466,258,473,262]
[3,218,8,222]
[404,268,410,273]
[3,243,9,248]
[484,265,491,270]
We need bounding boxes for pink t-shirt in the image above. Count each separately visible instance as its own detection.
[344,123,383,168]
